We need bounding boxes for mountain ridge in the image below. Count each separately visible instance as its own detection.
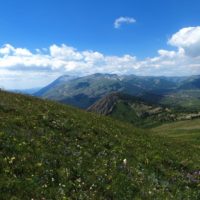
[34,73,200,112]
[35,73,185,108]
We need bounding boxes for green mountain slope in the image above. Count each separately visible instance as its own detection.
[88,92,200,128]
[0,91,200,199]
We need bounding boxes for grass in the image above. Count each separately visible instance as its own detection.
[0,90,200,199]
[152,118,200,146]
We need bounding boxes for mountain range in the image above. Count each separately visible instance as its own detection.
[35,73,200,112]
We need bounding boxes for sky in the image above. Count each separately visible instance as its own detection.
[0,0,200,89]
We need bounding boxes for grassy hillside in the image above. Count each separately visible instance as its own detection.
[153,118,200,144]
[0,91,200,199]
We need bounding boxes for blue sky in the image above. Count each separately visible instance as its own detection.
[1,0,200,57]
[0,0,200,89]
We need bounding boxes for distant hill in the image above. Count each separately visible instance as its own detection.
[88,92,200,127]
[10,87,41,95]
[1,90,200,199]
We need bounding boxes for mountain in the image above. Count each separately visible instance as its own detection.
[88,92,200,128]
[35,75,76,96]
[1,90,200,199]
[35,73,126,108]
[35,73,200,112]
[35,73,182,109]
[87,92,125,115]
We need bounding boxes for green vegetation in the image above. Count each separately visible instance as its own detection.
[110,101,163,128]
[88,92,199,128]
[153,118,200,144]
[0,91,200,199]
[160,90,200,112]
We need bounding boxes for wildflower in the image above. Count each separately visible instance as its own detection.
[123,158,127,166]
[36,162,42,167]
[77,178,81,183]
[9,156,16,164]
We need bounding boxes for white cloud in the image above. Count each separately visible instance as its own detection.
[0,44,14,55]
[114,17,136,29]
[1,26,200,89]
[50,44,83,60]
[168,26,200,57]
[0,44,32,56]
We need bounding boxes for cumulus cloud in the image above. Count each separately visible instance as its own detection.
[114,17,136,29]
[1,26,200,89]
[50,44,83,60]
[0,44,32,56]
[168,26,200,57]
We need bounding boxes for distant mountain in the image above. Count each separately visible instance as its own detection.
[35,73,182,109]
[152,76,200,112]
[10,87,41,95]
[35,75,76,96]
[178,75,200,90]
